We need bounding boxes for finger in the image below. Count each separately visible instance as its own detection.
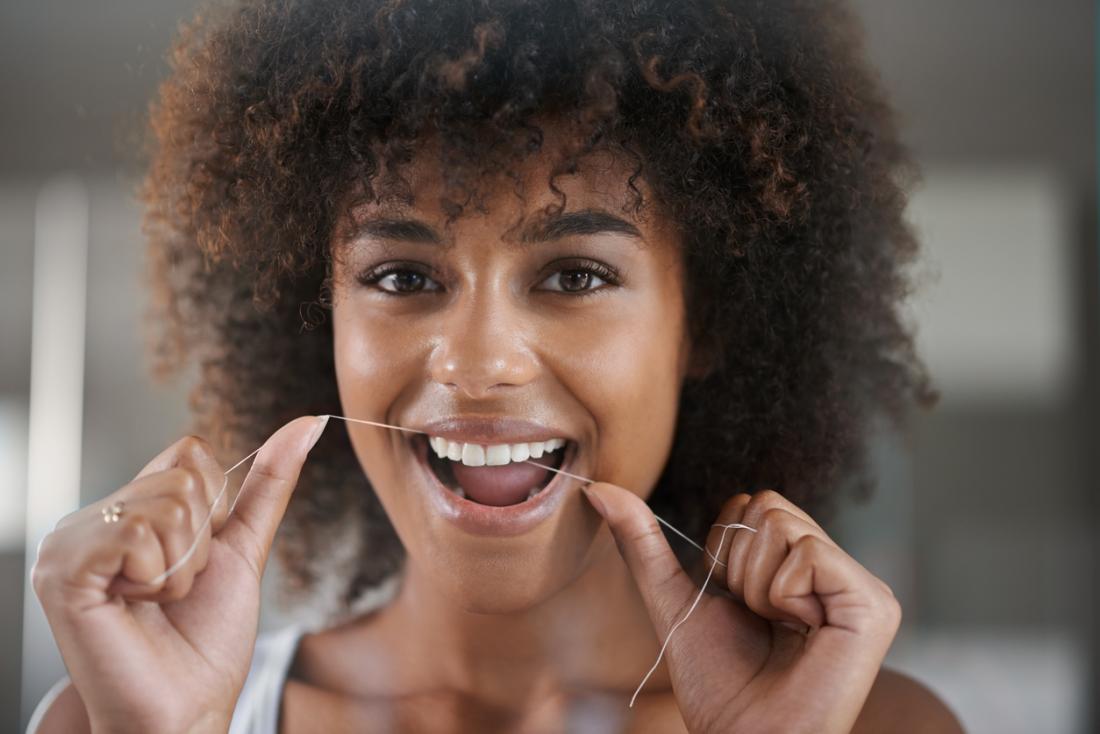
[217,415,327,577]
[768,535,902,728]
[581,481,697,636]
[107,492,209,602]
[710,490,836,587]
[33,499,166,610]
[133,433,207,479]
[171,436,230,533]
[67,464,215,599]
[117,517,167,589]
[770,535,901,638]
[703,493,751,582]
[741,508,822,626]
[133,435,229,534]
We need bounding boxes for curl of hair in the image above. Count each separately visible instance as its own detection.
[141,0,936,612]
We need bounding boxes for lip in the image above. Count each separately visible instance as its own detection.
[414,415,575,445]
[410,431,579,537]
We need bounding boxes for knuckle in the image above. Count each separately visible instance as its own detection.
[741,489,784,525]
[181,433,211,452]
[159,495,192,530]
[51,507,82,530]
[175,434,214,462]
[790,533,822,559]
[29,556,56,597]
[876,587,903,621]
[167,466,203,497]
[34,530,60,565]
[758,507,793,534]
[755,488,785,505]
[177,469,207,504]
[120,515,152,543]
[718,492,752,517]
[887,596,903,625]
[161,466,192,490]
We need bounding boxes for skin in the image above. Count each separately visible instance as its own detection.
[31,120,964,733]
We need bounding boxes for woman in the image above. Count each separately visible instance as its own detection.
[30,0,963,731]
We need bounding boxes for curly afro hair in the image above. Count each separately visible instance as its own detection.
[141,0,936,613]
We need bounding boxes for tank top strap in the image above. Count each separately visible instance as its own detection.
[228,625,305,734]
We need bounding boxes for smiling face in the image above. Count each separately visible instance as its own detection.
[329,123,697,613]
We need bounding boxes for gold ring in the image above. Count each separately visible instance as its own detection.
[101,501,125,523]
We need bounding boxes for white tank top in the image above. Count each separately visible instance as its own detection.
[27,626,306,734]
[229,626,306,734]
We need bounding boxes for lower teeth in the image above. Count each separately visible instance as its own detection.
[449,485,541,501]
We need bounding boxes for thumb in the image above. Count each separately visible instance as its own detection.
[218,415,328,574]
[582,481,697,636]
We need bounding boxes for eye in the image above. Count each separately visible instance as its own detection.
[538,260,621,295]
[357,263,442,295]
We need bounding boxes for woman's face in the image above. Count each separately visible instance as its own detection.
[330,126,697,613]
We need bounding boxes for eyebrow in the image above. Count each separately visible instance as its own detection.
[347,208,643,246]
[519,209,644,243]
[350,217,442,245]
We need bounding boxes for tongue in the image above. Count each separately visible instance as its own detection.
[451,462,551,506]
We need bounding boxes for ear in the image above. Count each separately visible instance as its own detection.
[680,333,718,382]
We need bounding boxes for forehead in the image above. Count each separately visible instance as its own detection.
[338,119,674,247]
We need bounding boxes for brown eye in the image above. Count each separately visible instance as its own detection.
[558,270,600,292]
[384,271,427,293]
[357,264,442,295]
[537,260,620,295]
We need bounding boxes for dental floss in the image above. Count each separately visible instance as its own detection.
[145,414,758,705]
[627,521,755,708]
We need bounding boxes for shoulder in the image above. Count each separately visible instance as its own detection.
[853,667,965,734]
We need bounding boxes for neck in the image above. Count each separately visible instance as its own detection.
[380,526,670,708]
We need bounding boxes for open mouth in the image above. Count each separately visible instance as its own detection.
[416,434,571,507]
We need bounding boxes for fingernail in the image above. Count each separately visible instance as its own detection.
[308,415,329,449]
[581,483,608,519]
[779,620,810,635]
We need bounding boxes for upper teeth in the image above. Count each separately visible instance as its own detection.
[429,437,567,466]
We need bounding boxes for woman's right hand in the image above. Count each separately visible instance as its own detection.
[31,415,327,734]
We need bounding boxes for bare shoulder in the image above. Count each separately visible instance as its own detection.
[853,666,965,733]
[30,681,91,734]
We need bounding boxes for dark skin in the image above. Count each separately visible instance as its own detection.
[293,122,963,733]
[32,121,964,732]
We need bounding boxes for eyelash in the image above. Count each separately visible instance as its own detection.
[356,261,442,295]
[356,259,623,298]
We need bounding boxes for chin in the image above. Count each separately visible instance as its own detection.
[414,514,605,615]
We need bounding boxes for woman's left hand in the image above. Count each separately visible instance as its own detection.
[582,483,902,734]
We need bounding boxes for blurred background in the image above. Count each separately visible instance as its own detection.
[1,1,1096,732]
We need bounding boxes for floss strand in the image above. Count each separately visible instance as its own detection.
[143,414,758,705]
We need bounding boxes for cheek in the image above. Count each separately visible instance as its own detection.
[333,310,382,412]
[546,292,686,496]
[332,301,421,413]
[330,302,425,491]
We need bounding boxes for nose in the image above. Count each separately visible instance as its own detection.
[427,290,540,399]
